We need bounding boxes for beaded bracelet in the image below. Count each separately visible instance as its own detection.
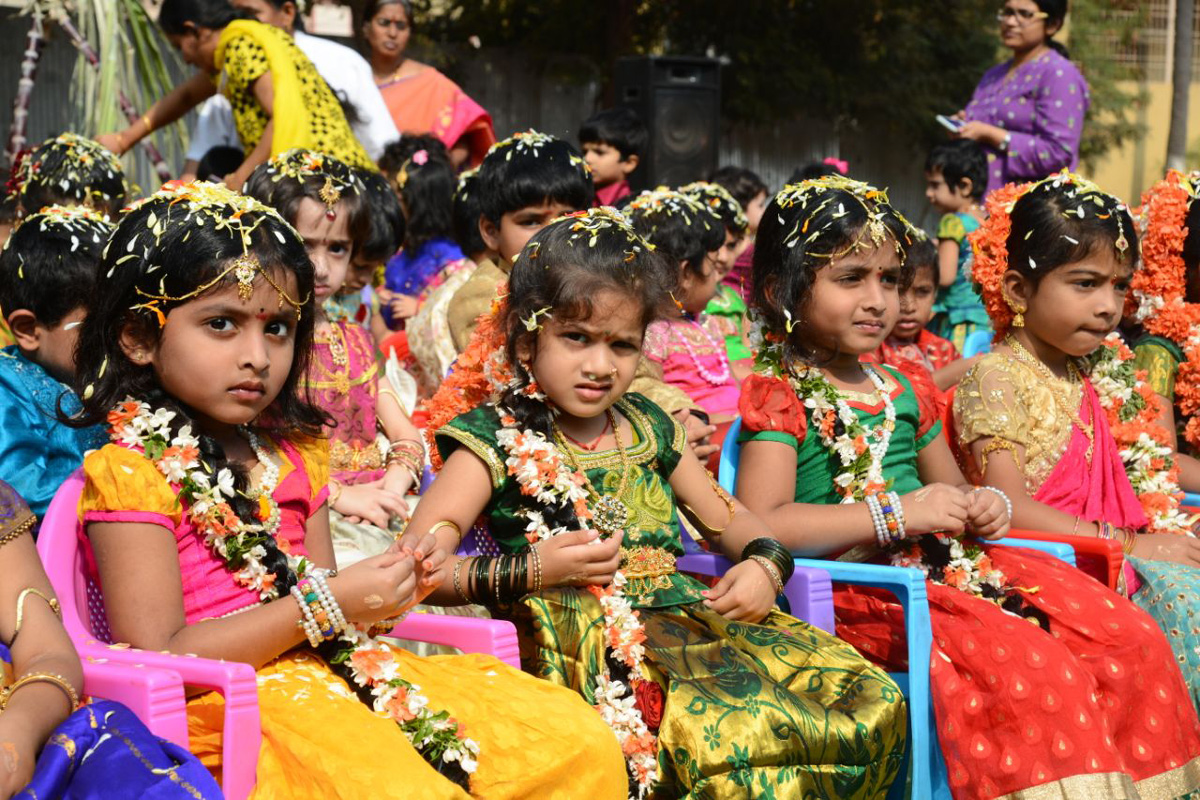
[868,496,897,546]
[310,570,348,636]
[530,546,543,594]
[886,491,906,539]
[976,486,1013,525]
[874,491,903,544]
[290,579,324,647]
[0,672,80,713]
[453,556,472,603]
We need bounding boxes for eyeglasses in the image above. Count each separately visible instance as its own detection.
[373,17,409,31]
[996,7,1049,25]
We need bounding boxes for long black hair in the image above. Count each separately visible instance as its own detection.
[392,144,456,254]
[69,182,327,596]
[499,209,673,463]
[751,178,915,363]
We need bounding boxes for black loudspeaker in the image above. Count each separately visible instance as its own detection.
[614,56,721,192]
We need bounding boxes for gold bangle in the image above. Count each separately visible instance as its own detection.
[428,520,463,546]
[681,469,737,536]
[0,516,34,550]
[747,555,784,595]
[453,557,471,603]
[529,546,543,593]
[1121,528,1137,555]
[1,672,80,713]
[141,113,154,134]
[328,480,343,508]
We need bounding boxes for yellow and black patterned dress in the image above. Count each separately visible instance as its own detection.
[437,392,906,800]
[213,20,374,170]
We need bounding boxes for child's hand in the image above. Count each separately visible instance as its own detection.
[396,527,453,598]
[0,719,41,798]
[329,551,418,624]
[335,482,409,529]
[389,293,419,320]
[899,484,970,536]
[702,560,776,623]
[966,487,1010,540]
[1130,533,1200,568]
[381,469,415,516]
[676,410,718,461]
[539,529,624,587]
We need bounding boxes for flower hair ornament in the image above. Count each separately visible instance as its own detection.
[111,181,310,326]
[2,204,114,260]
[260,148,361,220]
[393,148,431,190]
[484,129,591,175]
[13,132,128,214]
[1133,169,1200,448]
[678,180,749,232]
[971,170,1131,336]
[770,176,916,264]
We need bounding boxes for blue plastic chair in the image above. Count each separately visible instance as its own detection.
[960,329,994,359]
[719,417,1074,800]
[1183,491,1200,510]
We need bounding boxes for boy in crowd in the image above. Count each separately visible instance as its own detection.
[579,107,646,208]
[0,207,109,521]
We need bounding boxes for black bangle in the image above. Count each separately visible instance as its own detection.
[741,537,795,584]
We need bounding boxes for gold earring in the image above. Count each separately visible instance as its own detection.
[1012,309,1025,328]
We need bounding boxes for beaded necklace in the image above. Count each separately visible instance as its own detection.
[672,317,731,386]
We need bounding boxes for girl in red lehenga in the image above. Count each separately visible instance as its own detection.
[735,174,1200,800]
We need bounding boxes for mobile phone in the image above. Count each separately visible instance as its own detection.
[936,114,964,132]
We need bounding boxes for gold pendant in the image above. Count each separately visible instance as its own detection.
[592,495,630,536]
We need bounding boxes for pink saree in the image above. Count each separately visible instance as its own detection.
[379,68,496,167]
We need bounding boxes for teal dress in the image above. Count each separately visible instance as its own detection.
[437,392,906,800]
[930,212,990,351]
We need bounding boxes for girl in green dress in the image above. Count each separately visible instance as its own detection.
[401,207,907,799]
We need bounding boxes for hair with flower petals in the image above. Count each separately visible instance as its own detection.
[626,187,723,282]
[476,130,593,225]
[750,176,917,363]
[243,148,370,250]
[71,180,328,607]
[972,170,1137,336]
[15,132,129,219]
[0,205,113,328]
[678,180,748,235]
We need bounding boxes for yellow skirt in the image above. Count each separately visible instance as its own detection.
[187,649,627,799]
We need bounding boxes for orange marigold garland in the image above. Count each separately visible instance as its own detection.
[423,293,513,469]
[969,181,1027,336]
[1134,170,1200,449]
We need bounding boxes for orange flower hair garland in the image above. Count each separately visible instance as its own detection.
[1132,170,1200,449]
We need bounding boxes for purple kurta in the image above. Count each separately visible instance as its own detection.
[964,48,1089,196]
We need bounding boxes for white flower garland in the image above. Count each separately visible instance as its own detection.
[494,408,657,799]
[108,398,479,778]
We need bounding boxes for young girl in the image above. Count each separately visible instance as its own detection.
[682,181,753,367]
[70,180,625,797]
[408,207,907,799]
[245,150,418,543]
[632,188,742,422]
[12,132,129,219]
[710,165,769,299]
[954,171,1200,712]
[97,0,372,188]
[380,138,467,331]
[736,175,1200,800]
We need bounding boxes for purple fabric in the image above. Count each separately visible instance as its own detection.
[964,49,1089,196]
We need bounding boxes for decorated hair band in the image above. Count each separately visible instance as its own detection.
[1024,170,1131,255]
[772,175,912,261]
[14,132,127,209]
[111,181,310,324]
[260,148,360,220]
[394,149,430,190]
[678,180,749,231]
[2,204,114,259]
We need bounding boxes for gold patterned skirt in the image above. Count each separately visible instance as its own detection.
[514,589,907,800]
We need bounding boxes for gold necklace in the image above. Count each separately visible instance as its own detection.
[555,408,631,536]
[1004,335,1094,459]
[316,325,351,394]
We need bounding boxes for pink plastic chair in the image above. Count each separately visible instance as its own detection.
[39,470,522,800]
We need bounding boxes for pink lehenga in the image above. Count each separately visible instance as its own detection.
[303,320,488,653]
[954,350,1200,713]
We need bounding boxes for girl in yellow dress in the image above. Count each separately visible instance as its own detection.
[68,180,626,799]
[97,0,374,187]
